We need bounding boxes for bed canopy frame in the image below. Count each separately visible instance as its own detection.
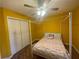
[29,12,72,59]
[69,12,72,59]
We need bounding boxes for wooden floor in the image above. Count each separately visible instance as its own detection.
[33,54,45,59]
[11,45,32,59]
[11,45,79,59]
[64,45,79,59]
[72,48,79,59]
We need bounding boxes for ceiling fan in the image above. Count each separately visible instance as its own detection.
[24,0,48,8]
[24,4,35,8]
[24,0,59,19]
[24,0,59,10]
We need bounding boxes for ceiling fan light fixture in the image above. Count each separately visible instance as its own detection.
[37,10,46,16]
[37,11,41,16]
[41,10,46,16]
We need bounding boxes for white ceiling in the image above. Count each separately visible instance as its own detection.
[0,0,3,7]
[1,0,79,19]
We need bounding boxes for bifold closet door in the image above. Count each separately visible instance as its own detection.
[8,19,30,55]
[20,21,30,48]
[8,19,22,54]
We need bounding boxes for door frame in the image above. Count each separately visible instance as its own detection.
[5,16,31,59]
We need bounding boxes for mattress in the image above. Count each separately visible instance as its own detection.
[33,37,69,59]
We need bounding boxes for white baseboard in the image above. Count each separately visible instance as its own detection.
[65,43,79,54]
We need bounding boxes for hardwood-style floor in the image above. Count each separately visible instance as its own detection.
[64,45,79,59]
[72,48,79,59]
[11,44,79,59]
[33,54,45,59]
[11,45,32,59]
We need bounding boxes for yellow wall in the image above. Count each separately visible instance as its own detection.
[72,7,79,51]
[0,8,3,59]
[61,17,69,43]
[36,13,69,43]
[31,22,42,42]
[0,8,1,58]
[0,8,31,58]
[31,23,38,42]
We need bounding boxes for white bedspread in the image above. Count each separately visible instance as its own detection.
[33,38,69,59]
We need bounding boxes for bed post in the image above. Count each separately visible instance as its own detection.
[28,20,33,58]
[69,12,72,59]
[28,20,38,58]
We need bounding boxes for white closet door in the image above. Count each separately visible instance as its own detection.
[14,20,22,52]
[8,19,22,54]
[20,21,30,48]
[8,19,16,54]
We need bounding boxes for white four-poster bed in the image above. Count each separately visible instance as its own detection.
[29,12,72,59]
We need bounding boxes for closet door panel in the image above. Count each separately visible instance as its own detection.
[20,21,30,48]
[8,19,22,54]
[14,20,22,52]
[8,19,17,54]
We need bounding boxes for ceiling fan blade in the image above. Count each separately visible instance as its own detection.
[51,8,59,11]
[37,0,44,7]
[24,4,35,8]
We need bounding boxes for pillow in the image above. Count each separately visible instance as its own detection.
[54,33,61,39]
[45,33,61,39]
[48,34,54,39]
